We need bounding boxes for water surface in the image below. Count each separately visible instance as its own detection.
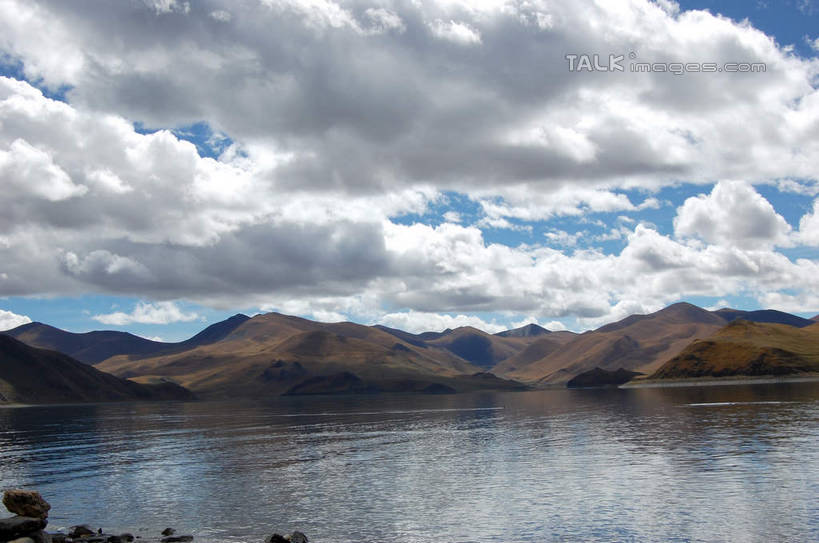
[1,382,818,542]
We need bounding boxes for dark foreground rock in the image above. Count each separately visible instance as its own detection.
[0,516,48,540]
[2,491,50,520]
[2,489,308,543]
[266,532,308,543]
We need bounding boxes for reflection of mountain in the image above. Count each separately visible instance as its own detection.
[0,335,194,404]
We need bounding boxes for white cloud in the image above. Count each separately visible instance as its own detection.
[428,19,482,45]
[379,311,505,334]
[210,10,232,22]
[0,0,817,327]
[93,301,199,325]
[0,139,87,201]
[674,181,793,249]
[442,211,462,223]
[544,229,584,247]
[0,308,31,331]
[797,199,819,246]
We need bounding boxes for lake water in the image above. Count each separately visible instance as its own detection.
[1,382,818,543]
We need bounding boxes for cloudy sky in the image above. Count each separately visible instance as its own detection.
[1,0,819,340]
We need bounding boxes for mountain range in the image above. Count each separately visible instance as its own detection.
[2,303,819,402]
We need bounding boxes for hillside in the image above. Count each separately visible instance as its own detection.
[713,308,815,328]
[0,335,194,404]
[3,314,249,364]
[494,323,551,338]
[95,314,515,398]
[495,303,728,385]
[651,320,819,379]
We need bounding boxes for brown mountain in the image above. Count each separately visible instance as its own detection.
[712,308,814,328]
[3,314,250,364]
[96,313,524,398]
[0,335,194,404]
[422,327,537,368]
[490,332,577,375]
[651,320,819,379]
[495,303,728,385]
[494,323,551,338]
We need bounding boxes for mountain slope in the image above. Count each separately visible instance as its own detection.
[496,303,728,385]
[3,314,250,364]
[651,320,819,379]
[713,308,815,328]
[0,335,194,404]
[494,323,551,338]
[96,314,504,398]
[422,327,536,369]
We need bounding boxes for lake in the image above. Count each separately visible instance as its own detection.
[1,382,818,542]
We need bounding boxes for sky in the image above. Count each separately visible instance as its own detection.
[1,0,819,340]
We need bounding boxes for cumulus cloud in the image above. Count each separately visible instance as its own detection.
[674,181,793,249]
[797,199,819,246]
[378,311,505,334]
[0,308,31,331]
[0,0,818,328]
[92,301,199,325]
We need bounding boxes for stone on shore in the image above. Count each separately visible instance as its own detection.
[266,532,308,543]
[2,490,51,520]
[160,535,193,542]
[68,525,95,538]
[7,537,35,543]
[161,528,175,536]
[0,516,48,540]
[28,530,52,543]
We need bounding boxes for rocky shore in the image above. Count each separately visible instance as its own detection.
[0,490,307,543]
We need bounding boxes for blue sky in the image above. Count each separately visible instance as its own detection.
[1,0,819,339]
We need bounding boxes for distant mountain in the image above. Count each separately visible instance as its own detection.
[3,314,250,364]
[495,303,728,385]
[490,334,576,376]
[374,324,548,369]
[495,323,551,338]
[95,313,521,398]
[651,320,819,379]
[0,335,194,404]
[713,308,815,328]
[10,302,817,397]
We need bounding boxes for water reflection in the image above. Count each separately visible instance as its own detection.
[0,382,818,542]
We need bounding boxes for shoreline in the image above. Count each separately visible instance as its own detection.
[621,373,819,389]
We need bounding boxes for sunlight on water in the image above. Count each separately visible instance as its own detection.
[1,382,818,542]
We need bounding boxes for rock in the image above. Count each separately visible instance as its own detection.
[107,536,122,543]
[288,532,308,543]
[7,537,35,543]
[2,490,51,520]
[69,525,95,538]
[266,535,288,543]
[160,536,192,543]
[161,528,175,536]
[119,533,134,542]
[0,516,48,540]
[49,534,67,543]
[29,530,52,543]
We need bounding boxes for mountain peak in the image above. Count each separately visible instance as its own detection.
[495,323,551,338]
